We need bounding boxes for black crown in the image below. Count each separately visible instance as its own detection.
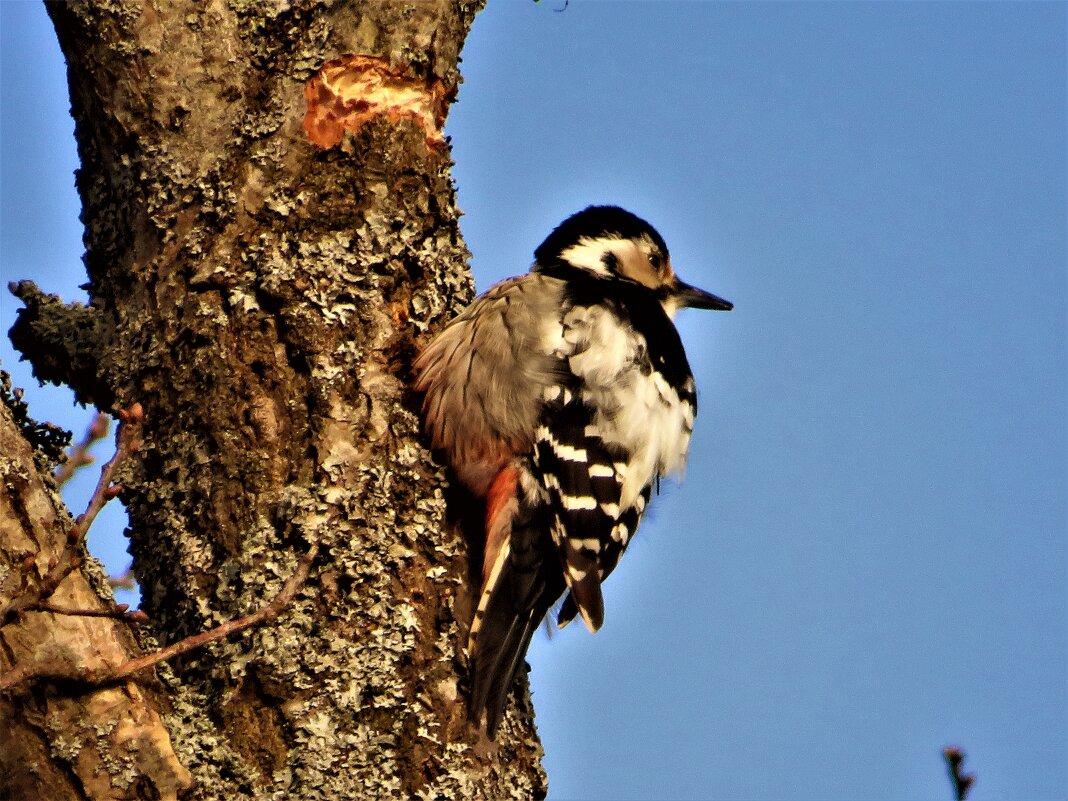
[534,206,668,266]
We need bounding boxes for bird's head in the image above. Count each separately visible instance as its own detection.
[533,205,733,316]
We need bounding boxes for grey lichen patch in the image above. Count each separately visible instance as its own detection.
[197,382,477,793]
[45,731,83,766]
[80,550,120,606]
[6,285,110,409]
[0,373,72,471]
[263,188,304,218]
[163,683,261,801]
[234,95,288,141]
[93,718,141,791]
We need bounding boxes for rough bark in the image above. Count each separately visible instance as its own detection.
[3,1,548,798]
[1,384,192,801]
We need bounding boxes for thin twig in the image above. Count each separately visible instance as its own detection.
[54,412,110,486]
[107,568,137,591]
[943,746,976,801]
[33,601,148,624]
[0,544,318,692]
[1,403,142,627]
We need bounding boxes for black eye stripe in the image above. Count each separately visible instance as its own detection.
[601,252,620,273]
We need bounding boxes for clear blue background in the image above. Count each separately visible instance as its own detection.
[2,3,1064,800]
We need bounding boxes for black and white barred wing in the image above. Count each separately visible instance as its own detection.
[532,392,651,633]
[554,480,651,630]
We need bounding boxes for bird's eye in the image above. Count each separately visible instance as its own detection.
[648,252,663,271]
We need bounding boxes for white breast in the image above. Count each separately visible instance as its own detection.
[549,304,694,509]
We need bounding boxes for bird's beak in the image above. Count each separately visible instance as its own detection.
[673,279,733,311]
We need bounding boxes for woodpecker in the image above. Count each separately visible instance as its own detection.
[414,205,732,735]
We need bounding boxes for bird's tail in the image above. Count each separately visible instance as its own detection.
[467,467,562,736]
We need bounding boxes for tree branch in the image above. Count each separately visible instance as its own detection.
[943,746,976,801]
[0,403,141,626]
[54,411,110,486]
[7,280,113,409]
[0,543,318,692]
[32,600,147,623]
[0,382,191,799]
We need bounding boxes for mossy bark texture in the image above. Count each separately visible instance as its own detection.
[2,1,548,798]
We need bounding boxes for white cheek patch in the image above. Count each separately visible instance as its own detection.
[558,237,620,275]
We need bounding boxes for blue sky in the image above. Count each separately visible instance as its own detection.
[2,2,1065,800]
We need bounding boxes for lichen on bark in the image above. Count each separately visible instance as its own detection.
[3,1,548,798]
[0,379,193,801]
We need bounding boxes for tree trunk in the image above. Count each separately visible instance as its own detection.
[2,1,548,798]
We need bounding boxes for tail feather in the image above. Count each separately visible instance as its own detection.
[469,595,542,735]
[467,474,562,736]
[556,591,579,629]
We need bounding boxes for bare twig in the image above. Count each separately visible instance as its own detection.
[0,543,318,692]
[54,412,110,486]
[1,403,142,626]
[107,568,137,591]
[943,746,976,801]
[33,601,148,624]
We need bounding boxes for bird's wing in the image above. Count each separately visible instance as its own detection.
[413,273,568,494]
[532,392,629,633]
